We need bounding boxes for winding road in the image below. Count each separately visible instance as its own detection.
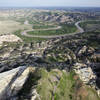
[21,21,84,39]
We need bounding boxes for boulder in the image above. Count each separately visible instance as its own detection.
[0,34,22,45]
[74,63,96,84]
[0,66,35,100]
[77,46,95,57]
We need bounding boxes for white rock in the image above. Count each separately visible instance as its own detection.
[74,63,96,84]
[0,66,32,100]
[0,34,22,45]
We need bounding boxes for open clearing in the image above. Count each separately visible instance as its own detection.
[0,20,32,35]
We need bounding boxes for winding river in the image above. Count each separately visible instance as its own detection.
[21,21,84,39]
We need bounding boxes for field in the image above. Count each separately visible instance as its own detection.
[13,30,47,42]
[0,20,32,35]
[28,23,77,36]
[33,24,57,29]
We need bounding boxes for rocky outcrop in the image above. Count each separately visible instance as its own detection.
[0,41,50,73]
[0,31,99,99]
[74,63,100,96]
[0,34,22,46]
[36,13,74,23]
[44,44,76,64]
[74,63,96,84]
[0,66,36,100]
[77,46,95,57]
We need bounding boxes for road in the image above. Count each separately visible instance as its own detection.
[21,21,84,39]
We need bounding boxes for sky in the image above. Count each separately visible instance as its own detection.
[0,0,100,7]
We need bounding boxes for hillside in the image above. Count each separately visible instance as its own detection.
[0,8,100,100]
[0,31,99,100]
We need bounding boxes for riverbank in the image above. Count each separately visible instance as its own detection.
[20,21,84,39]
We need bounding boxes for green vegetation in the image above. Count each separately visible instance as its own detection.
[33,24,57,29]
[0,9,100,100]
[28,23,77,36]
[45,47,76,64]
[80,20,100,32]
[13,30,47,42]
[15,18,26,24]
[81,32,100,49]
[28,19,42,25]
[36,68,100,100]
[54,71,75,100]
[16,68,99,100]
[36,69,76,100]
[17,68,41,100]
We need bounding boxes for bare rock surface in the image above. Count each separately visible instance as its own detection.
[0,66,34,100]
[0,34,22,45]
[74,63,96,84]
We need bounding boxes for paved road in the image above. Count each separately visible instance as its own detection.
[21,21,84,39]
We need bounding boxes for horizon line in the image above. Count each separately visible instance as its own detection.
[0,6,100,8]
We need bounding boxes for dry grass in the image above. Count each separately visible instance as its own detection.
[0,20,32,35]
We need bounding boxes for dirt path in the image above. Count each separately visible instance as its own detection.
[21,21,84,39]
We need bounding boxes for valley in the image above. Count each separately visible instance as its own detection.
[0,7,100,100]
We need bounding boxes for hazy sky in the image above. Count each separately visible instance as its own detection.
[0,0,100,7]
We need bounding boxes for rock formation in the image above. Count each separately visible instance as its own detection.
[0,32,99,99]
